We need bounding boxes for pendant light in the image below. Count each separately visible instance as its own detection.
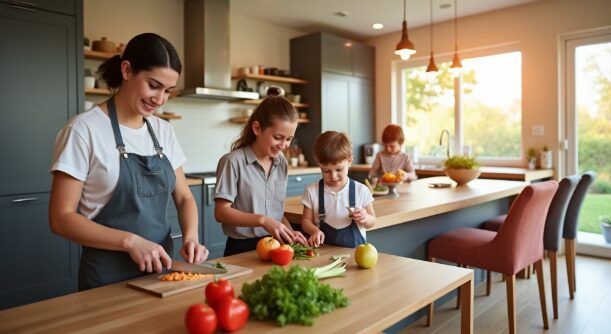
[449,0,463,77]
[394,0,416,61]
[426,0,438,73]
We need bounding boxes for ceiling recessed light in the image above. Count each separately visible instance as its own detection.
[372,23,384,30]
[334,11,349,17]
[344,42,353,47]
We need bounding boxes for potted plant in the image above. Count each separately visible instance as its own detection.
[600,216,611,244]
[527,148,537,170]
[540,146,553,169]
[84,37,91,51]
[443,155,481,185]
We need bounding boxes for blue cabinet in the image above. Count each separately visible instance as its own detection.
[166,185,203,260]
[287,173,321,197]
[0,193,79,309]
[203,184,226,259]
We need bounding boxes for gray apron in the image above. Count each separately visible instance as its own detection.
[79,97,176,290]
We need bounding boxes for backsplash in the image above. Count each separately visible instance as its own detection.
[165,98,244,173]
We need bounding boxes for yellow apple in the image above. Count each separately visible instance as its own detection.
[355,243,378,269]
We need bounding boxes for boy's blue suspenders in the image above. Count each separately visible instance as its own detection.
[318,179,365,248]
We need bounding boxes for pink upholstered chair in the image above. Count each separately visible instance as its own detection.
[481,175,579,319]
[426,181,558,334]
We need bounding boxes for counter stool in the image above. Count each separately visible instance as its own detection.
[481,175,579,319]
[562,171,596,299]
[426,181,558,334]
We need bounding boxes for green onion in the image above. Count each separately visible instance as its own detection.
[313,258,346,279]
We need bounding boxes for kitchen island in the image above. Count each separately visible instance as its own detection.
[0,246,473,334]
[286,175,525,258]
[350,164,554,183]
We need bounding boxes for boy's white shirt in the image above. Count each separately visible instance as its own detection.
[301,179,374,239]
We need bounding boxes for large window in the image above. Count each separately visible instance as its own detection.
[398,50,522,163]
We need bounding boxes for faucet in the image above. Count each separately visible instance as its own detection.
[439,129,450,159]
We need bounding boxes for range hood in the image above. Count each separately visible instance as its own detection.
[182,0,258,100]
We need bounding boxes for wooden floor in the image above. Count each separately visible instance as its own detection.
[402,255,611,334]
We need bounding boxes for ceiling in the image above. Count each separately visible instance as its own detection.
[231,0,539,40]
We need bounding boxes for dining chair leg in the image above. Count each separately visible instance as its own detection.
[505,274,517,334]
[486,270,491,296]
[549,251,558,319]
[535,259,550,329]
[427,257,436,327]
[565,238,576,299]
[571,238,577,294]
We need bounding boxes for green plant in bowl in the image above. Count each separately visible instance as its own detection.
[443,155,481,185]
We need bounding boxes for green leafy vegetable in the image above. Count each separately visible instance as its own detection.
[240,265,350,326]
[214,261,226,270]
[443,155,480,169]
[288,243,318,260]
[373,184,388,192]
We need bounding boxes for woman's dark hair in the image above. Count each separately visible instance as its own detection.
[231,88,298,151]
[97,33,181,89]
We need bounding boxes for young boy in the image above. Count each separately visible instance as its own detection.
[369,124,417,182]
[300,131,376,248]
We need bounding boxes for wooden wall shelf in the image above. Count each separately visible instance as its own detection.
[85,88,112,95]
[231,73,307,84]
[154,113,182,121]
[84,50,121,60]
[229,116,309,124]
[238,99,308,109]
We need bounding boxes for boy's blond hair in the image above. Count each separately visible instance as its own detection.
[313,131,352,165]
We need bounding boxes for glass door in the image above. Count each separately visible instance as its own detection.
[563,28,611,257]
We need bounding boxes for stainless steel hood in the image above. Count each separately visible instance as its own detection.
[182,0,258,100]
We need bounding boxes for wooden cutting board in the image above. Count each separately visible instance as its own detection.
[127,263,253,298]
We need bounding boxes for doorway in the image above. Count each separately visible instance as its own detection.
[561,27,611,258]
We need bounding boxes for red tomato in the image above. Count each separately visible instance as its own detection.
[217,296,250,332]
[306,249,314,257]
[185,303,217,334]
[256,236,281,261]
[270,244,294,266]
[205,278,234,310]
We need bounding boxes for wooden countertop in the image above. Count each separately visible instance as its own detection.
[0,246,473,333]
[287,166,320,175]
[284,176,526,231]
[351,164,554,183]
[186,178,203,186]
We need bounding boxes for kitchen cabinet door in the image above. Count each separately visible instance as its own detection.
[0,193,78,309]
[322,73,350,134]
[321,33,352,75]
[0,0,75,15]
[287,173,321,197]
[349,77,374,161]
[352,42,375,79]
[203,184,226,259]
[0,5,77,196]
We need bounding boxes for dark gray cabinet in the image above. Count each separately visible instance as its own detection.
[203,183,226,259]
[291,32,375,165]
[0,193,79,309]
[0,0,75,15]
[0,3,79,196]
[167,185,203,260]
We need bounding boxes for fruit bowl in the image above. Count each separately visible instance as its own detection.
[379,181,402,198]
[444,168,481,185]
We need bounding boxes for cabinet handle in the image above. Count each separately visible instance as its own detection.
[295,176,302,182]
[10,0,37,11]
[11,197,38,203]
[206,184,215,206]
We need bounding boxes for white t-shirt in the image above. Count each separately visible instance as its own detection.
[301,180,374,239]
[50,106,186,219]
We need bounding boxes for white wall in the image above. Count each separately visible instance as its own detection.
[83,0,304,172]
[364,0,611,169]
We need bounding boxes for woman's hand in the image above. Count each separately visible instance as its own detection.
[308,230,325,247]
[261,217,295,244]
[180,240,209,264]
[123,234,172,273]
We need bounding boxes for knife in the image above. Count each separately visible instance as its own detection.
[170,260,228,275]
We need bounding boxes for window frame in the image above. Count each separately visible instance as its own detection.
[393,43,524,167]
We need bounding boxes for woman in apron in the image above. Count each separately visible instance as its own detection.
[49,33,208,290]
